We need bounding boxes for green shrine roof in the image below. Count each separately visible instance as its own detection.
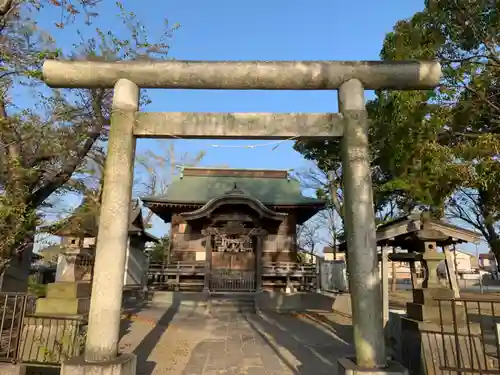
[141,168,325,206]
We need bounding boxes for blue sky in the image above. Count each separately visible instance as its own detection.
[33,0,485,254]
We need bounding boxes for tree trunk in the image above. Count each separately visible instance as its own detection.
[478,189,500,274]
[0,258,10,285]
[489,239,500,274]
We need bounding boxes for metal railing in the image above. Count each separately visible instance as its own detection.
[0,292,87,367]
[436,297,500,374]
[0,293,30,363]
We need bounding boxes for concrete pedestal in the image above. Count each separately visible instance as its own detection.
[0,363,26,375]
[338,358,408,375]
[406,287,461,323]
[61,353,136,375]
[35,281,91,315]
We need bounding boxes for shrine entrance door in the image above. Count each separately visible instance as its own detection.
[210,222,256,292]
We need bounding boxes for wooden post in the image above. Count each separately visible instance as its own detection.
[175,262,180,291]
[409,261,419,289]
[316,256,322,292]
[391,247,397,292]
[202,229,212,293]
[443,245,460,299]
[254,229,266,292]
[381,246,389,326]
[285,275,292,293]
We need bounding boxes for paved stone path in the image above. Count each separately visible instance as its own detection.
[119,304,355,375]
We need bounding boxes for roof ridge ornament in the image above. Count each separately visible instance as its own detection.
[226,183,245,195]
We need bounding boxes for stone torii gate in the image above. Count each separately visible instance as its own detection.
[42,60,441,375]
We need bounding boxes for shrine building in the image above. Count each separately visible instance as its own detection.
[141,167,325,292]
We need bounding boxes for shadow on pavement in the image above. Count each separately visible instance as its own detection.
[178,308,355,375]
[247,310,355,375]
[121,294,181,375]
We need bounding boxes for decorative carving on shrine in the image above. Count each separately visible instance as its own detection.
[213,221,253,252]
[215,234,253,253]
[224,221,246,235]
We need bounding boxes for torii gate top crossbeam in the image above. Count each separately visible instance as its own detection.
[42,60,441,90]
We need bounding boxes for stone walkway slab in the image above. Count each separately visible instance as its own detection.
[119,305,355,375]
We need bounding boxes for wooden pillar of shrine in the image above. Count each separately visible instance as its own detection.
[202,228,214,292]
[253,228,267,292]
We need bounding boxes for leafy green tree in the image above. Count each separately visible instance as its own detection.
[147,235,170,264]
[0,0,177,277]
[294,0,500,263]
[379,0,500,260]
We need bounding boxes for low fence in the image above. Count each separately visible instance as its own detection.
[147,261,205,290]
[0,293,30,363]
[389,273,500,293]
[435,297,500,375]
[148,261,318,291]
[0,292,87,368]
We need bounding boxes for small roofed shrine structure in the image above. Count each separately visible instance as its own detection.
[341,210,481,320]
[43,198,158,287]
[375,212,480,286]
[370,214,483,375]
[141,167,326,292]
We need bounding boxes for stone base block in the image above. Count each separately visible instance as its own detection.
[0,363,26,375]
[255,290,337,312]
[406,302,464,324]
[36,296,90,315]
[150,291,208,307]
[338,358,408,375]
[47,281,92,299]
[61,353,136,375]
[412,287,454,305]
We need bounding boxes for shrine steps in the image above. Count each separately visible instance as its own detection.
[149,291,257,313]
[148,290,342,314]
[206,292,256,314]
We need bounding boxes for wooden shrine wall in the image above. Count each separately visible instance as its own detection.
[169,212,297,263]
